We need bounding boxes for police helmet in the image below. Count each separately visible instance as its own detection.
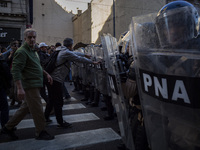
[155,1,199,48]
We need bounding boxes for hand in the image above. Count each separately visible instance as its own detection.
[46,73,53,85]
[10,50,14,55]
[93,61,101,65]
[85,54,92,59]
[8,50,14,59]
[43,70,53,85]
[17,88,25,101]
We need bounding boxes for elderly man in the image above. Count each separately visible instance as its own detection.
[1,28,54,140]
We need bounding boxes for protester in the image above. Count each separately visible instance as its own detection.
[45,38,100,128]
[1,28,54,141]
[47,45,55,55]
[0,40,19,60]
[38,42,50,104]
[7,41,21,106]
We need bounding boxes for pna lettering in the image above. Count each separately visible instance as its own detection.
[143,73,190,104]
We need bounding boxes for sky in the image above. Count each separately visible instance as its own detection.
[55,0,92,14]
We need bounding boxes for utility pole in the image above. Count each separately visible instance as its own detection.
[113,0,116,37]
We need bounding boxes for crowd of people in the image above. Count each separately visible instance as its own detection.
[0,28,99,141]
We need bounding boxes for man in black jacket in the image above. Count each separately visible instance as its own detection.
[38,42,49,66]
[37,42,51,122]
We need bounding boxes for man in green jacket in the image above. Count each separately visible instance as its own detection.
[1,28,54,140]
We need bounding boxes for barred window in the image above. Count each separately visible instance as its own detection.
[0,2,7,7]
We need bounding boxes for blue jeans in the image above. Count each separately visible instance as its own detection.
[0,88,9,128]
[62,83,70,98]
[68,69,72,81]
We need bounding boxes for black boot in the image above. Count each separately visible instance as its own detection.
[91,89,100,107]
[103,94,114,120]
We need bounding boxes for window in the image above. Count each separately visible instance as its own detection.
[0,2,7,7]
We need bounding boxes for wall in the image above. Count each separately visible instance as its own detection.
[115,0,165,40]
[73,8,92,45]
[91,0,113,44]
[72,0,165,45]
[32,0,74,46]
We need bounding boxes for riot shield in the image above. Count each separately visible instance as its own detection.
[95,46,110,95]
[131,12,200,150]
[93,46,101,92]
[88,45,96,88]
[71,49,81,88]
[83,46,92,87]
[101,34,135,150]
[77,48,85,84]
[121,31,131,54]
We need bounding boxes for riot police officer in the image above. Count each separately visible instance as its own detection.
[131,1,200,150]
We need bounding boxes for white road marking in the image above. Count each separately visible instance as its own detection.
[1,113,99,130]
[0,128,121,150]
[9,103,85,116]
[8,97,77,106]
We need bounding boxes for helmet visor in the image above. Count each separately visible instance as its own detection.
[156,6,198,48]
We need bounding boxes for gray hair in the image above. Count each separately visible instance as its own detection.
[63,38,73,47]
[23,28,37,38]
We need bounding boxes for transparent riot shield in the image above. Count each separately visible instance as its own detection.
[121,31,131,54]
[74,48,84,83]
[95,46,109,95]
[89,45,96,88]
[76,48,85,84]
[71,49,81,87]
[84,46,92,87]
[93,46,101,92]
[131,13,200,150]
[101,34,135,150]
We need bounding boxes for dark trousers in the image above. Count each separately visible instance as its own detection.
[40,79,49,103]
[93,89,100,104]
[103,94,114,117]
[0,88,9,128]
[45,80,64,125]
[82,84,90,100]
[88,86,95,102]
[62,83,70,98]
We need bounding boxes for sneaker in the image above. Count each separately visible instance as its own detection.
[1,127,18,140]
[57,121,72,129]
[64,96,71,102]
[46,119,53,124]
[10,100,15,106]
[103,115,114,121]
[72,89,78,92]
[80,98,88,101]
[65,95,71,99]
[90,102,98,107]
[101,107,107,111]
[35,130,54,140]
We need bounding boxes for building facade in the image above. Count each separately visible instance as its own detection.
[32,0,74,46]
[0,0,31,47]
[72,0,165,45]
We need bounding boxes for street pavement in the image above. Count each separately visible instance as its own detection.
[0,82,122,150]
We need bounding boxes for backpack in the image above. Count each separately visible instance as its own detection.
[43,50,68,74]
[0,60,12,89]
